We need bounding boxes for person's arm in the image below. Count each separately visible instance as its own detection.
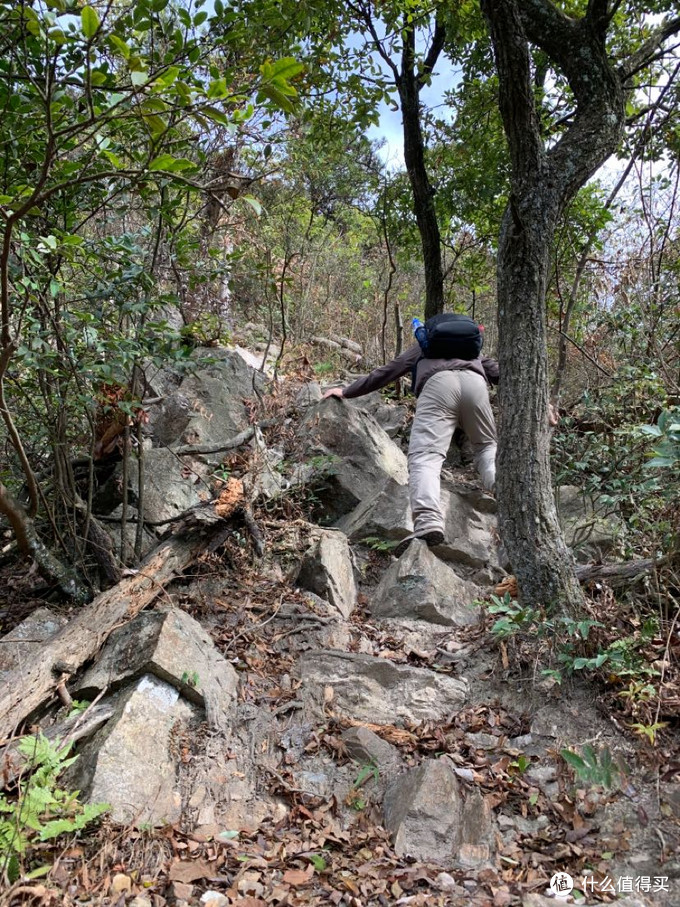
[323,344,421,399]
[481,357,499,385]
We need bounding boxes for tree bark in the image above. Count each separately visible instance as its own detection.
[398,20,446,320]
[0,532,209,741]
[481,0,629,614]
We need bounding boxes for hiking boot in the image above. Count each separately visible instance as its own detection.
[422,530,445,547]
[394,530,445,557]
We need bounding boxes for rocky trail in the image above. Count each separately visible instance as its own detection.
[1,346,678,907]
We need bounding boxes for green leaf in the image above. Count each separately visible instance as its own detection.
[207,78,228,99]
[81,6,100,39]
[561,749,586,770]
[26,864,52,879]
[156,66,180,87]
[257,84,295,113]
[194,10,208,26]
[240,195,262,216]
[267,57,304,81]
[144,114,167,134]
[108,35,130,59]
[131,70,149,87]
[645,456,676,468]
[89,70,108,86]
[199,105,229,126]
[102,150,124,168]
[218,829,239,840]
[308,853,327,871]
[148,154,196,172]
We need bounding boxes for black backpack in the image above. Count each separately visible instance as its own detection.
[418,313,483,360]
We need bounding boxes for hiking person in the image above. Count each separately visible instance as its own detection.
[322,314,498,547]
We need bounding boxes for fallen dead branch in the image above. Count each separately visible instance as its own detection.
[0,531,212,741]
[309,336,361,363]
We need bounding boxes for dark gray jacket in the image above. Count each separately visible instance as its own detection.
[341,343,499,399]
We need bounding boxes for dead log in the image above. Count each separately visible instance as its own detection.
[496,556,671,599]
[0,532,209,741]
[327,334,363,355]
[309,336,361,363]
[574,557,669,588]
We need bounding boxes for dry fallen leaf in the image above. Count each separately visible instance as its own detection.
[283,860,315,883]
[168,859,218,884]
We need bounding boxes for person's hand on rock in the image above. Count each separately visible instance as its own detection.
[322,387,344,399]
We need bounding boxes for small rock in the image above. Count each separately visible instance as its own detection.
[463,880,478,890]
[168,881,194,901]
[295,529,357,618]
[129,899,152,907]
[467,732,498,751]
[110,873,132,894]
[526,764,557,792]
[383,758,495,864]
[237,872,264,897]
[435,872,458,891]
[342,726,401,774]
[201,892,229,907]
[371,540,482,627]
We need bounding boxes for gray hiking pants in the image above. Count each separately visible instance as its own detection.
[408,369,497,536]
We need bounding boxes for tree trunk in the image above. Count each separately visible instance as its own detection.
[477,0,664,614]
[398,24,444,320]
[496,196,584,614]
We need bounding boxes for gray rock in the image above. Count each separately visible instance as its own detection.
[295,382,323,407]
[269,593,352,655]
[0,608,68,678]
[346,391,409,438]
[336,478,413,540]
[341,726,401,775]
[299,650,467,724]
[439,483,501,568]
[72,674,197,826]
[338,479,500,569]
[296,400,407,522]
[556,484,626,563]
[105,505,158,565]
[129,448,205,523]
[371,540,482,627]
[382,758,495,865]
[151,349,265,448]
[295,530,357,619]
[75,606,237,726]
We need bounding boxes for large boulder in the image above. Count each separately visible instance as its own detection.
[371,541,482,627]
[556,485,626,563]
[346,391,409,439]
[71,675,198,826]
[338,478,500,569]
[75,606,238,726]
[129,448,206,524]
[382,758,495,866]
[295,399,408,522]
[298,650,468,724]
[150,349,266,448]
